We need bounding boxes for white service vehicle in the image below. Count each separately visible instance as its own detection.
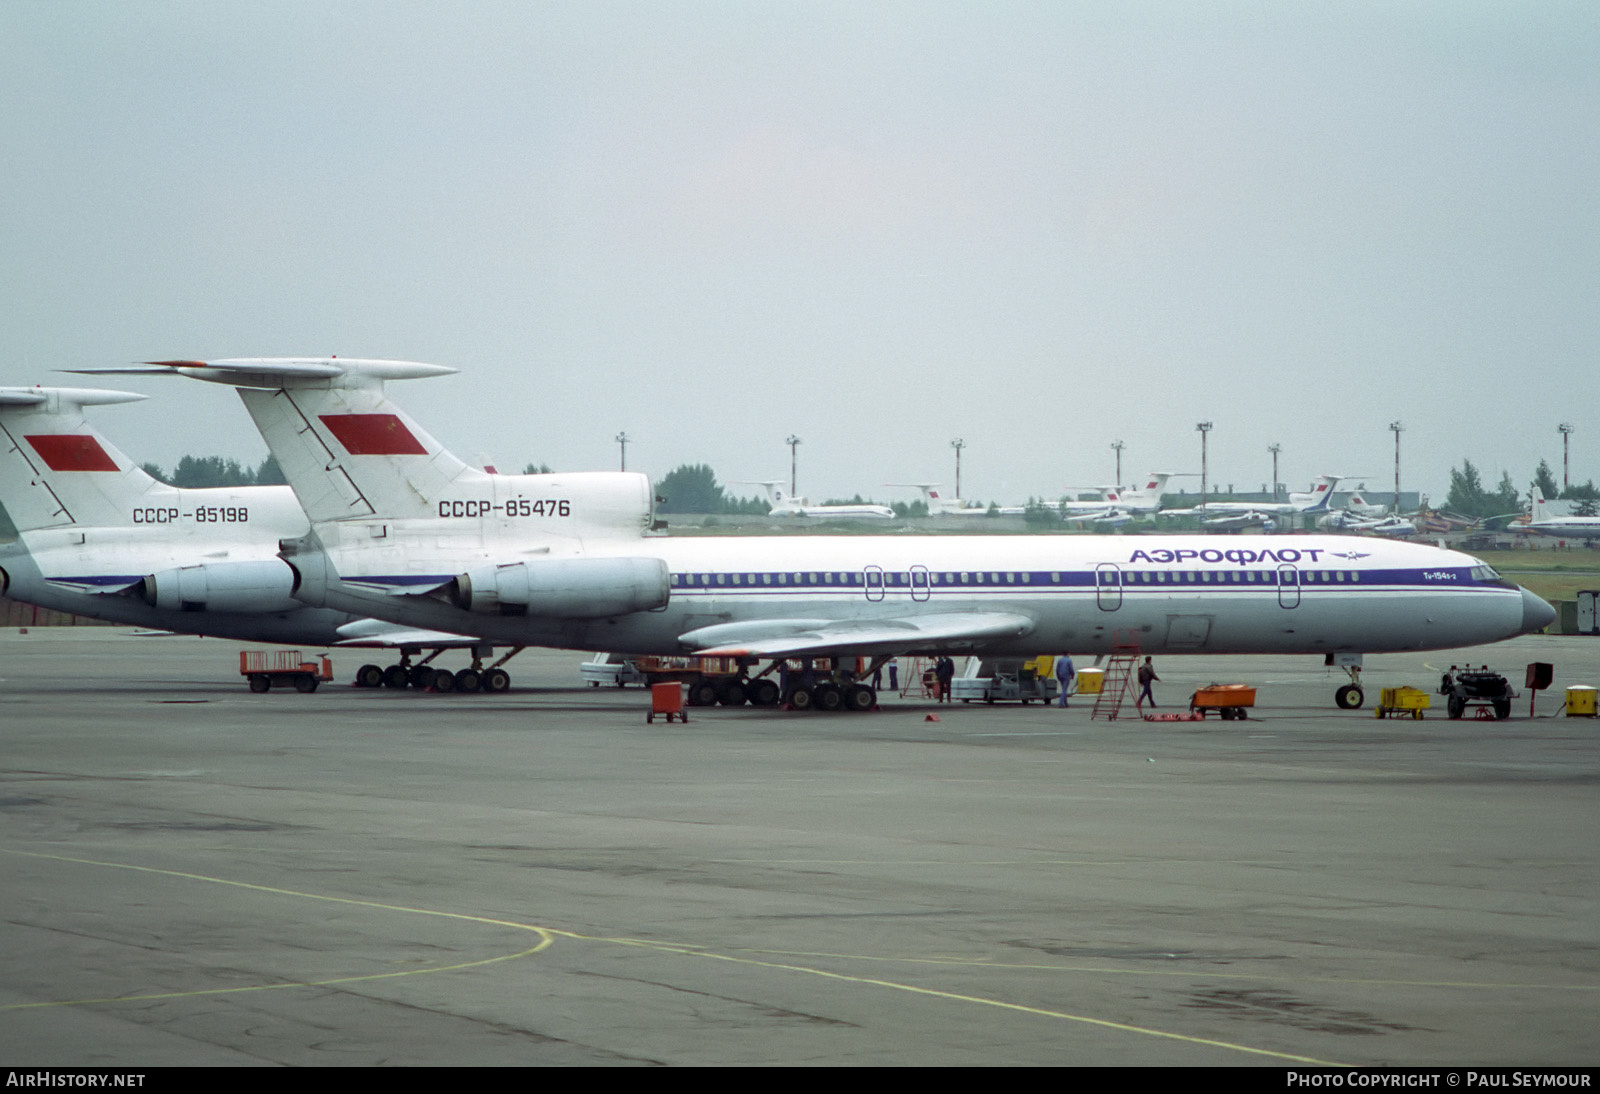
[580,651,648,688]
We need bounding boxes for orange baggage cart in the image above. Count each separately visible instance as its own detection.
[647,682,687,723]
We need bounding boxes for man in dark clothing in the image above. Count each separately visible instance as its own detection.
[1137,656,1159,708]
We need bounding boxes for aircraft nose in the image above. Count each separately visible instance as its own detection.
[1521,587,1557,634]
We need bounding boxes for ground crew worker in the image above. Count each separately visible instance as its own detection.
[1055,652,1076,708]
[1137,656,1159,708]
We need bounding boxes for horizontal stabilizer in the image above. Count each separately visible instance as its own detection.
[0,387,147,407]
[65,358,457,386]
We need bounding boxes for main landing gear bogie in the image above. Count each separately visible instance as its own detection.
[354,650,523,696]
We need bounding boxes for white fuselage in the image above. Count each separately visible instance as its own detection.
[286,531,1539,658]
[1,484,361,644]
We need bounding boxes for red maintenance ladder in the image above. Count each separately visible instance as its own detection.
[1092,632,1141,720]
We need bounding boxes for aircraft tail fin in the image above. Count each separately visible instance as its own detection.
[0,387,164,531]
[99,358,473,524]
[1531,491,1552,523]
[1294,474,1344,512]
[736,480,800,513]
[133,359,657,535]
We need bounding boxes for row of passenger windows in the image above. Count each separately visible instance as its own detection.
[669,569,1372,588]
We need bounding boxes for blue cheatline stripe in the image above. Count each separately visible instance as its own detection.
[663,567,1497,592]
[46,575,144,587]
[344,575,456,588]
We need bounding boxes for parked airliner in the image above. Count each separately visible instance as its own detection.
[0,385,496,690]
[1526,494,1600,540]
[1166,476,1345,525]
[112,359,1554,710]
[738,481,895,519]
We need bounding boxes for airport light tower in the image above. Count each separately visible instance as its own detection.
[1559,423,1574,492]
[951,438,965,501]
[786,435,801,496]
[1389,421,1404,514]
[1111,439,1124,487]
[1196,422,1213,510]
[615,431,629,472]
[1268,443,1282,502]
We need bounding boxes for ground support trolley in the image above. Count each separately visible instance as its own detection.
[241,650,333,694]
[1186,684,1255,721]
[1375,687,1431,719]
[646,682,688,724]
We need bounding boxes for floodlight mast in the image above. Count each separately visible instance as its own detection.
[786,435,801,496]
[1390,421,1404,514]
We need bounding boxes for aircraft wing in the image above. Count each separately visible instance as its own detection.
[333,618,487,648]
[682,611,1035,658]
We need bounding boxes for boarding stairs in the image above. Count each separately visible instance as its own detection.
[1092,633,1141,721]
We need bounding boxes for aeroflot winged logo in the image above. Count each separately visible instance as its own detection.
[26,434,119,472]
[319,414,428,456]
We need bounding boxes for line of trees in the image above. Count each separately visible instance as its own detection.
[141,455,285,487]
[653,464,769,515]
[1444,459,1599,520]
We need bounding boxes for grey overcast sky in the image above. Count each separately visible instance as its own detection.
[2,1,1595,504]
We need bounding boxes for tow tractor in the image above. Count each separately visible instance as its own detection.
[1441,666,1515,720]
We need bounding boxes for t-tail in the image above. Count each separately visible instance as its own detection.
[1289,475,1344,513]
[0,386,163,531]
[103,358,656,538]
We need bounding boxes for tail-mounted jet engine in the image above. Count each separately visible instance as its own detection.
[139,560,301,613]
[450,557,670,618]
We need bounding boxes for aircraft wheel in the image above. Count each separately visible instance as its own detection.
[747,679,781,706]
[786,686,813,711]
[408,665,433,688]
[688,680,718,707]
[248,674,271,693]
[294,674,319,693]
[813,683,844,712]
[716,678,748,706]
[382,665,410,689]
[454,669,482,693]
[355,664,384,688]
[844,684,875,712]
[481,668,511,693]
[1334,684,1364,709]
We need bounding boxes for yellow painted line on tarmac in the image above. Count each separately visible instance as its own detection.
[564,931,1342,1065]
[4,847,1339,1064]
[728,946,1600,993]
[0,848,553,1010]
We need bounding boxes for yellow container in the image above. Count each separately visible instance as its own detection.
[1025,655,1056,679]
[1076,668,1105,694]
[1565,686,1597,717]
[1379,687,1431,711]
